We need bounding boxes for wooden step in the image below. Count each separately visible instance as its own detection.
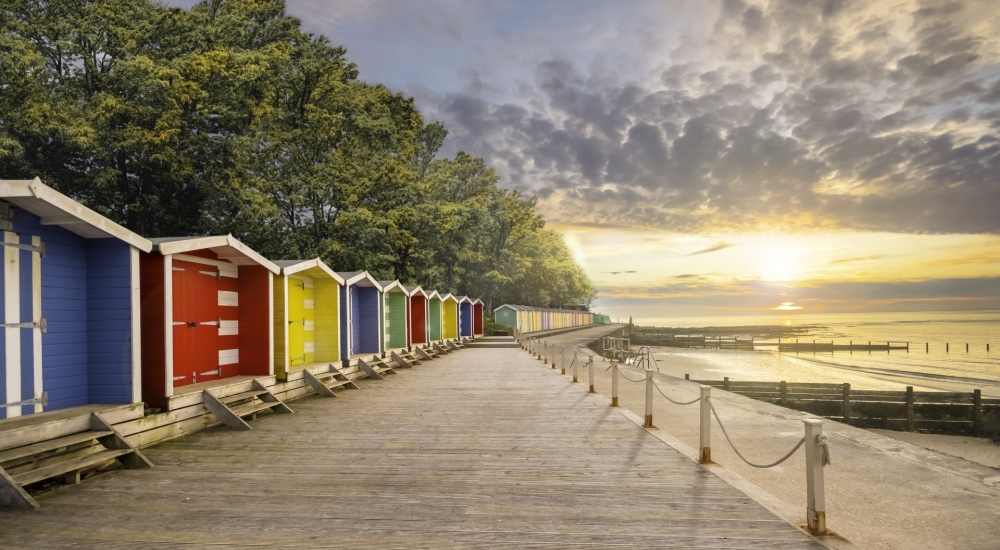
[414,347,436,360]
[13,448,132,486]
[202,382,292,430]
[357,357,396,380]
[311,370,357,389]
[0,431,113,465]
[230,400,281,419]
[220,389,269,404]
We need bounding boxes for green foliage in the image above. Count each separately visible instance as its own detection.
[0,0,593,310]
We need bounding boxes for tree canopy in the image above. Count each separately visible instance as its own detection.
[0,0,593,311]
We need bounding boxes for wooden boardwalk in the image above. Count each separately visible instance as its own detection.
[0,343,824,548]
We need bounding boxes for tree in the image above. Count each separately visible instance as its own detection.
[0,0,594,310]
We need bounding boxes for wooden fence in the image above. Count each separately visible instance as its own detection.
[690,378,1000,435]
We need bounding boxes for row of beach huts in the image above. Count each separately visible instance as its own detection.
[0,178,600,508]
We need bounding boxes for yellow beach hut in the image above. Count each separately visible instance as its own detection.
[272,259,344,381]
[441,293,459,340]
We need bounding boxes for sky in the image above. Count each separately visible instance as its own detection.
[170,0,1000,320]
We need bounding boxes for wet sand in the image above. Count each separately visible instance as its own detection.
[870,430,1000,469]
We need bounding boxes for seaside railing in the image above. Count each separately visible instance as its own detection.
[517,333,833,536]
[685,378,1000,435]
[631,324,994,354]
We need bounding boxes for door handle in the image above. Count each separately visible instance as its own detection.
[188,321,197,327]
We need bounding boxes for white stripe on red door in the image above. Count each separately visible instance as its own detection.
[219,349,239,366]
[218,291,238,307]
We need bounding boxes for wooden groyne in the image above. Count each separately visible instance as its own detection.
[690,377,1000,436]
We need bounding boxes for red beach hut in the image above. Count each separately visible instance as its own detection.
[405,285,428,347]
[472,298,484,337]
[139,235,279,407]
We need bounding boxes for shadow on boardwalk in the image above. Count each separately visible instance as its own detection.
[0,340,824,549]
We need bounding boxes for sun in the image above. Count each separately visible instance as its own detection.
[762,252,800,282]
[773,302,803,311]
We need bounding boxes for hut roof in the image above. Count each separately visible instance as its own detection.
[150,235,279,273]
[0,178,152,251]
[273,259,344,283]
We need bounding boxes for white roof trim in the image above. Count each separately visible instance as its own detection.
[405,286,428,298]
[0,178,152,251]
[279,259,345,284]
[152,235,279,274]
[379,280,403,292]
[340,270,380,288]
[426,290,442,300]
[471,298,483,305]
[441,293,458,303]
[456,295,472,304]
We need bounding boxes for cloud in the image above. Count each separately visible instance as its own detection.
[382,0,1000,235]
[828,254,887,264]
[686,241,736,255]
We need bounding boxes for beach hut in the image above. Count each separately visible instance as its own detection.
[441,294,459,340]
[379,280,408,352]
[139,235,279,408]
[457,296,473,338]
[0,178,152,419]
[335,271,383,361]
[404,285,428,347]
[426,290,443,342]
[272,260,344,381]
[472,298,484,337]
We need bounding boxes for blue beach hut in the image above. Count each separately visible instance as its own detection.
[335,271,383,363]
[457,296,473,338]
[0,178,151,419]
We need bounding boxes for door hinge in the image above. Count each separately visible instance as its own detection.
[2,392,47,409]
[2,240,45,257]
[2,318,47,333]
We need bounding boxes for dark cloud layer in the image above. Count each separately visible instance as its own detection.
[420,0,1000,234]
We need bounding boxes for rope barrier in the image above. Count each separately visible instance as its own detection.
[616,368,647,383]
[652,380,701,406]
[709,400,805,468]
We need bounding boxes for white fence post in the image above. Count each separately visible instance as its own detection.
[588,356,595,393]
[803,419,827,535]
[611,363,619,407]
[644,368,654,428]
[543,341,548,364]
[572,350,579,383]
[699,386,711,464]
[560,347,567,374]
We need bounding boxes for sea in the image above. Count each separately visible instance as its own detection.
[636,310,1000,396]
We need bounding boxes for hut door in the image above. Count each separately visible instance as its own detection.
[1,231,44,419]
[287,278,305,366]
[172,260,220,386]
[195,267,220,382]
[171,262,197,387]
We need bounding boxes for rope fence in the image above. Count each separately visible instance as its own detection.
[518,334,833,536]
[709,401,806,468]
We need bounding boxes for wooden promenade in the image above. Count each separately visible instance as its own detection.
[0,340,824,548]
